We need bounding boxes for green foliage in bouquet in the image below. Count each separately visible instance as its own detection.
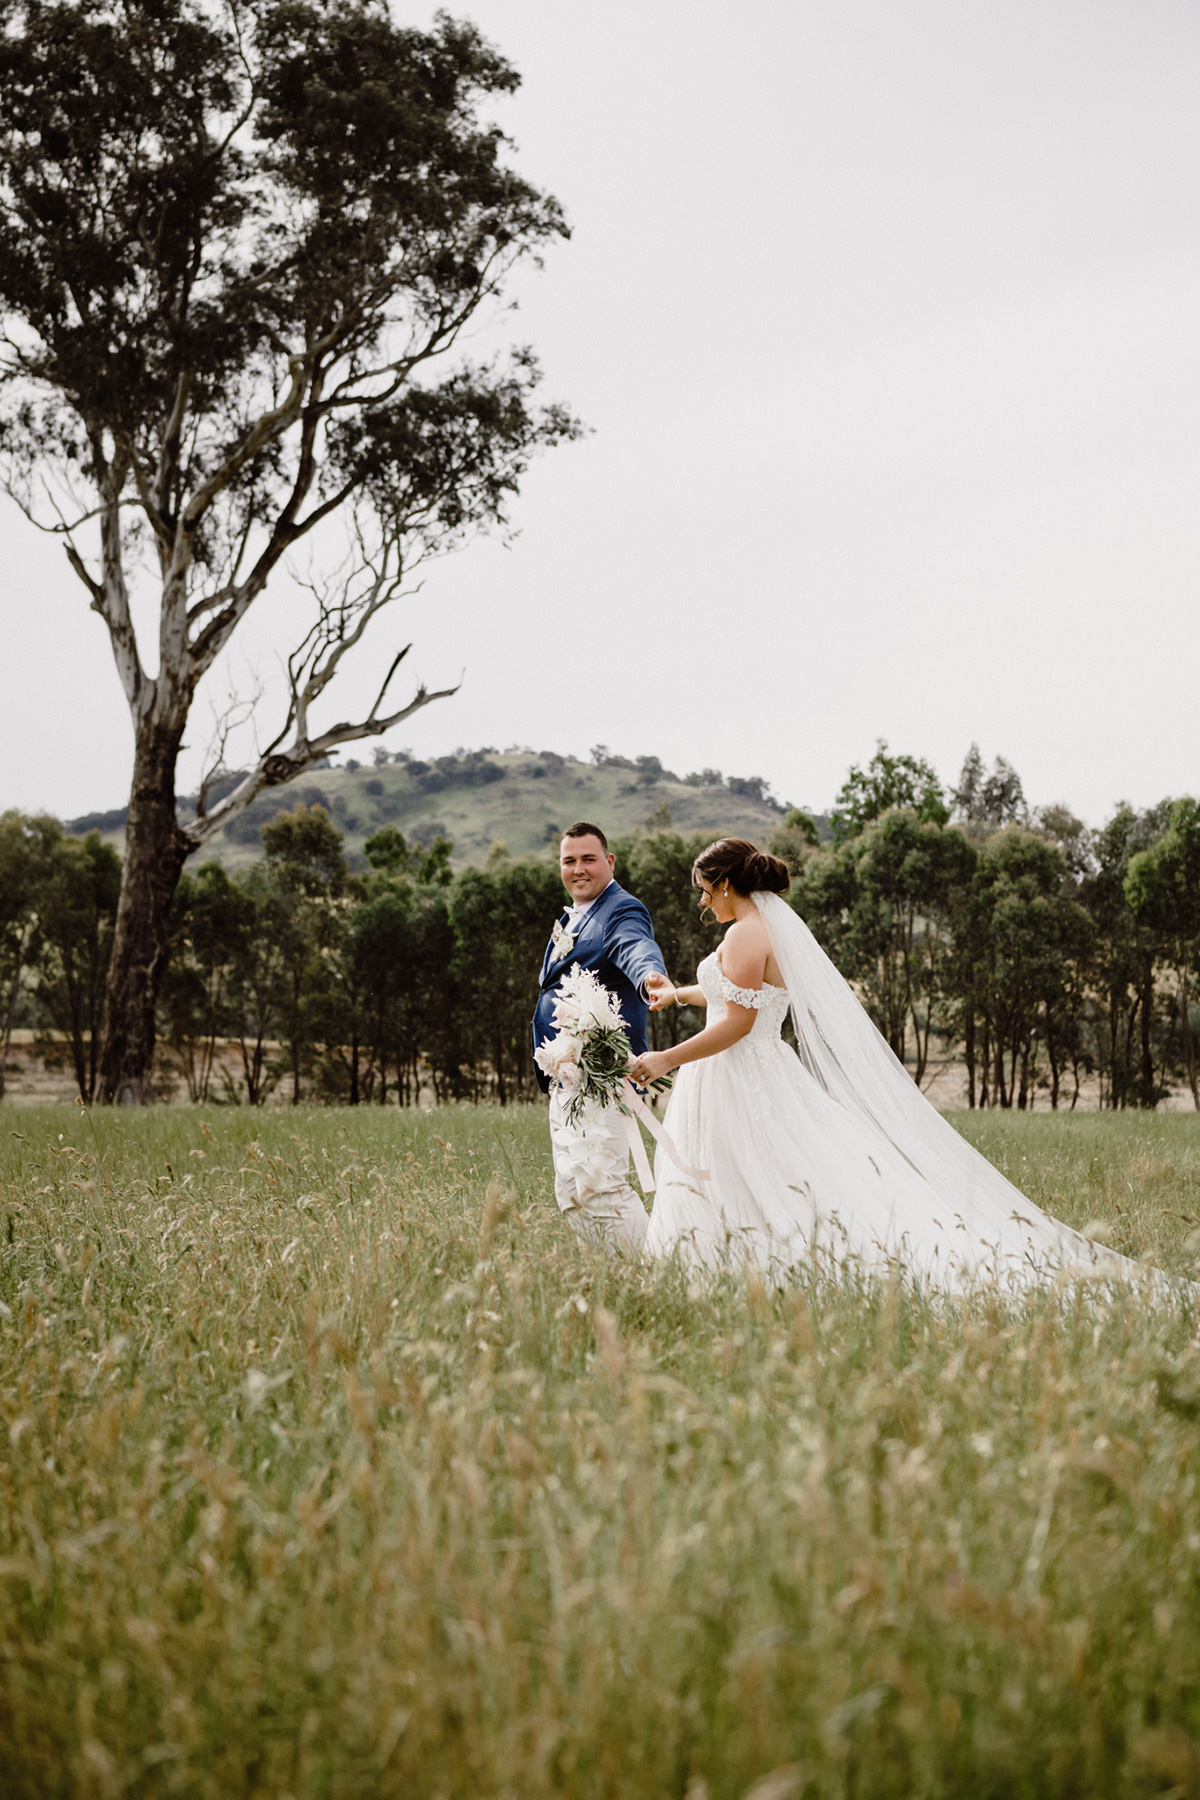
[534,965,671,1125]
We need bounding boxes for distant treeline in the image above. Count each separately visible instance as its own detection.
[4,740,1198,1109]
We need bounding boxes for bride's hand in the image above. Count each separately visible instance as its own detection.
[645,972,677,1012]
[628,1048,673,1084]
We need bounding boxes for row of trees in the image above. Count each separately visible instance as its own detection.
[2,740,1198,1109]
[0,803,544,1107]
[784,744,1200,1110]
[0,801,720,1107]
[0,815,120,1102]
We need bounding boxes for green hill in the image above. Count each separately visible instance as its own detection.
[70,750,820,870]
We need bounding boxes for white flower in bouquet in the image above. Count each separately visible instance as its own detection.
[539,964,670,1127]
[534,1031,581,1083]
[555,966,626,1034]
[556,1060,582,1094]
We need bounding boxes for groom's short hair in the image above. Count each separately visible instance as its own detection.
[562,821,608,850]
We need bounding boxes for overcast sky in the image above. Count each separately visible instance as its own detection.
[3,0,1199,824]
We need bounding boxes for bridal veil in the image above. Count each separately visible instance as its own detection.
[752,892,1124,1287]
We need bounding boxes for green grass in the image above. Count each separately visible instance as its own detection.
[3,1105,1200,1797]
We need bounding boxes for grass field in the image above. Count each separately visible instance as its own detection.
[3,1104,1200,1797]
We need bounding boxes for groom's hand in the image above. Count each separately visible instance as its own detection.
[644,971,676,1011]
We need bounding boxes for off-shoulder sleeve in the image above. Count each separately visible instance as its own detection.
[718,972,773,1009]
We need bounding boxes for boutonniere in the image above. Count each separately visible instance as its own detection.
[551,918,576,961]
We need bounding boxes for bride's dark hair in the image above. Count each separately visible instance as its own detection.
[692,837,790,897]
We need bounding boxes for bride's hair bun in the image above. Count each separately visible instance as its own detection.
[691,838,791,896]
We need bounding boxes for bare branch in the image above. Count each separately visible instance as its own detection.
[195,675,264,818]
[183,674,459,848]
[0,485,142,536]
[177,350,309,536]
[177,261,530,674]
[78,444,147,714]
[127,448,173,555]
[64,541,103,603]
[148,369,193,538]
[178,505,457,847]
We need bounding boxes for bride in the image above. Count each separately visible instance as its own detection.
[627,837,1132,1288]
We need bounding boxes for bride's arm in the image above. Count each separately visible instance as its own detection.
[634,1000,755,1077]
[630,923,766,1080]
[646,972,706,1011]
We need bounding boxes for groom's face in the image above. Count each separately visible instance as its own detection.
[560,834,614,905]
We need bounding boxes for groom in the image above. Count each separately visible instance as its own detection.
[533,822,667,1251]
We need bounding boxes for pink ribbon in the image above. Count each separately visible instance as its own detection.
[620,1078,711,1193]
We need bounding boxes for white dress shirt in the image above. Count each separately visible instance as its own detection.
[565,895,597,929]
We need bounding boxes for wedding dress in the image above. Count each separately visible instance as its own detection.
[644,894,1136,1289]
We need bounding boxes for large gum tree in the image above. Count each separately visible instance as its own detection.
[0,0,576,1100]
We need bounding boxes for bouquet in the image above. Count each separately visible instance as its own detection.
[534,965,671,1127]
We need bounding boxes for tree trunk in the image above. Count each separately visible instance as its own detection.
[1182,965,1199,1109]
[1139,953,1155,1109]
[68,988,88,1103]
[980,1013,990,1109]
[98,719,190,1104]
[291,969,302,1105]
[1107,987,1121,1110]
[240,1028,266,1105]
[0,925,33,1101]
[200,990,220,1103]
[1120,993,1140,1110]
[495,1025,507,1106]
[964,1008,976,1109]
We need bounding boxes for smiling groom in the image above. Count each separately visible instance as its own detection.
[532,823,667,1251]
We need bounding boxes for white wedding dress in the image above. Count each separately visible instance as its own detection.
[644,894,1137,1290]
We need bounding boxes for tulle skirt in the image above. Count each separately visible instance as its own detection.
[644,1034,1125,1291]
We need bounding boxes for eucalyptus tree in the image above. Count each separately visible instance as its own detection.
[950,744,1028,834]
[1084,803,1172,1108]
[0,810,54,1097]
[829,741,949,845]
[793,811,974,1085]
[33,828,123,1102]
[450,857,562,1103]
[970,829,1092,1111]
[253,803,347,1104]
[0,0,577,1099]
[1126,798,1200,1109]
[161,859,253,1103]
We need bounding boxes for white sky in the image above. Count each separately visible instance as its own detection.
[3,0,1199,823]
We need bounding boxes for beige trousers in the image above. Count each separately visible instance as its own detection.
[547,1088,649,1253]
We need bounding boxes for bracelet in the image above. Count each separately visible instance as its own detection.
[674,988,683,1006]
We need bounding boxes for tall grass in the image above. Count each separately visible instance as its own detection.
[2,1104,1200,1797]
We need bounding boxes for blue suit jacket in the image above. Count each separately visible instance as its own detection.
[532,880,667,1094]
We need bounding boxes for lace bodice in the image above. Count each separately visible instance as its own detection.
[697,952,790,1042]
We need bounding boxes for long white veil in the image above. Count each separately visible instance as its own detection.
[753,891,1121,1285]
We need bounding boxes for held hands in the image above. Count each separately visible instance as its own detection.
[628,1048,674,1085]
[644,971,679,1013]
